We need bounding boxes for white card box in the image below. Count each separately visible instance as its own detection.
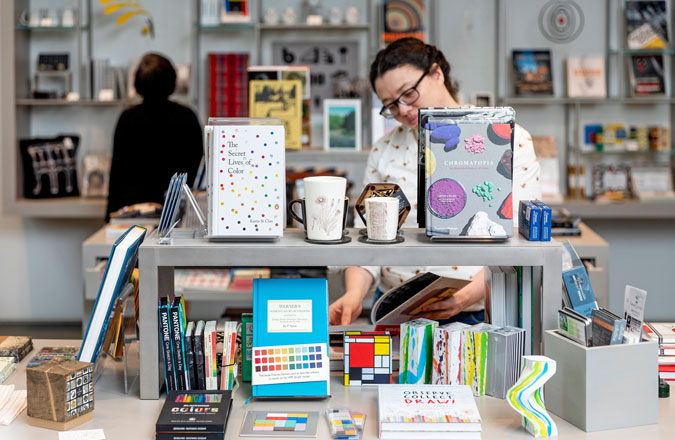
[206,118,285,239]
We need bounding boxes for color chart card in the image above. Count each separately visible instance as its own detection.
[240,410,319,437]
[252,343,328,385]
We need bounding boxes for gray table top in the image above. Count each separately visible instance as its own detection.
[3,339,674,439]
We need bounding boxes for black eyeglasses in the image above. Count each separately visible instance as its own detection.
[379,69,428,119]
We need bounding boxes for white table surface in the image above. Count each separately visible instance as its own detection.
[2,339,674,439]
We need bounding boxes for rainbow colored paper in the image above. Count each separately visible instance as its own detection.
[399,319,437,384]
[507,355,558,437]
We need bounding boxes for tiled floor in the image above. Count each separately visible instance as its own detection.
[0,323,82,340]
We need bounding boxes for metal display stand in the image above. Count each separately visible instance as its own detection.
[138,227,563,399]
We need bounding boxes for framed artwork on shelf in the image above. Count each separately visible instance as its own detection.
[323,99,362,151]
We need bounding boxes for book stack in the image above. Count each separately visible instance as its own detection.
[174,269,232,294]
[378,384,482,439]
[0,384,27,425]
[0,358,15,384]
[643,322,675,381]
[155,390,233,440]
[209,53,249,118]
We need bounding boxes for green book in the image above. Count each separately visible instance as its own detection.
[241,313,253,382]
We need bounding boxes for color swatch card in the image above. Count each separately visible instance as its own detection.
[205,118,285,239]
[326,408,359,440]
[240,411,319,437]
[252,343,328,385]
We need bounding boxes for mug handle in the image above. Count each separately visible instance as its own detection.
[288,199,305,225]
[357,204,367,227]
[19,9,30,26]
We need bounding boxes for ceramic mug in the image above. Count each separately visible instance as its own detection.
[61,8,77,27]
[288,176,347,240]
[365,197,399,241]
[19,9,41,27]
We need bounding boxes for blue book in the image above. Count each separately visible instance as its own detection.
[561,241,598,318]
[79,225,146,363]
[532,201,552,241]
[252,278,329,398]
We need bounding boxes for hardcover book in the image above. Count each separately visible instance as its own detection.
[252,278,330,398]
[566,57,606,98]
[418,107,515,240]
[512,50,553,96]
[170,296,189,390]
[343,331,393,386]
[248,65,311,148]
[155,390,232,434]
[629,55,665,96]
[159,297,176,391]
[194,320,207,390]
[249,80,302,150]
[205,118,286,239]
[209,53,249,118]
[625,1,669,49]
[79,225,146,364]
[377,384,482,439]
[241,313,253,382]
[432,323,467,386]
[371,272,470,325]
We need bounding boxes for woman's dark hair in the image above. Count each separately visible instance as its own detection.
[134,53,176,100]
[369,38,459,101]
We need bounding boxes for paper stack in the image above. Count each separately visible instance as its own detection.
[0,384,27,425]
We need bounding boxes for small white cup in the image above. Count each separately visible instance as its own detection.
[365,197,399,241]
[61,9,77,27]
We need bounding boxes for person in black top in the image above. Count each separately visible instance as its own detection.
[106,53,203,220]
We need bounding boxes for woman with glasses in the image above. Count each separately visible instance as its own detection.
[329,38,541,326]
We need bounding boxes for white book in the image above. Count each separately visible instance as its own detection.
[378,384,481,439]
[487,266,506,326]
[500,266,519,327]
[520,266,533,355]
[566,57,606,98]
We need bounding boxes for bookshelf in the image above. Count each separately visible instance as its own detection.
[497,0,675,215]
[137,228,563,399]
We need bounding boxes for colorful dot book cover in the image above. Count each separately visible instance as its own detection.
[377,384,482,437]
[419,107,515,240]
[252,278,330,399]
[205,118,286,239]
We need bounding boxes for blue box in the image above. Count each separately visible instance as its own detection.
[518,201,541,241]
[532,201,552,241]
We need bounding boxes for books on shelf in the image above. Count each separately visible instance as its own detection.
[557,307,592,347]
[79,225,146,364]
[174,269,232,293]
[155,390,233,438]
[643,322,675,378]
[629,55,665,96]
[625,1,669,49]
[377,384,481,439]
[371,272,471,325]
[209,53,249,118]
[566,56,606,98]
[512,49,553,96]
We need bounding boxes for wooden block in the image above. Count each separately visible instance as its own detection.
[27,411,93,431]
[0,336,33,362]
[26,358,94,424]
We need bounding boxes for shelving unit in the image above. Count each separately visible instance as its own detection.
[496,0,675,216]
[138,228,563,399]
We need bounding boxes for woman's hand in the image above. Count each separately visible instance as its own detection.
[416,269,485,321]
[329,291,364,325]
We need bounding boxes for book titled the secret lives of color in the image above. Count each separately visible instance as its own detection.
[378,384,482,439]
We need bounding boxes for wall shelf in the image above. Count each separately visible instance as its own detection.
[16,98,138,107]
[7,197,106,219]
[258,23,370,31]
[551,199,675,219]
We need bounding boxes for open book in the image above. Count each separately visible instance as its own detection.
[371,273,471,325]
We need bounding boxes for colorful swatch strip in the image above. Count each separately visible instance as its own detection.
[253,412,308,432]
[173,393,222,403]
[344,331,392,386]
[253,344,323,373]
[506,355,558,437]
